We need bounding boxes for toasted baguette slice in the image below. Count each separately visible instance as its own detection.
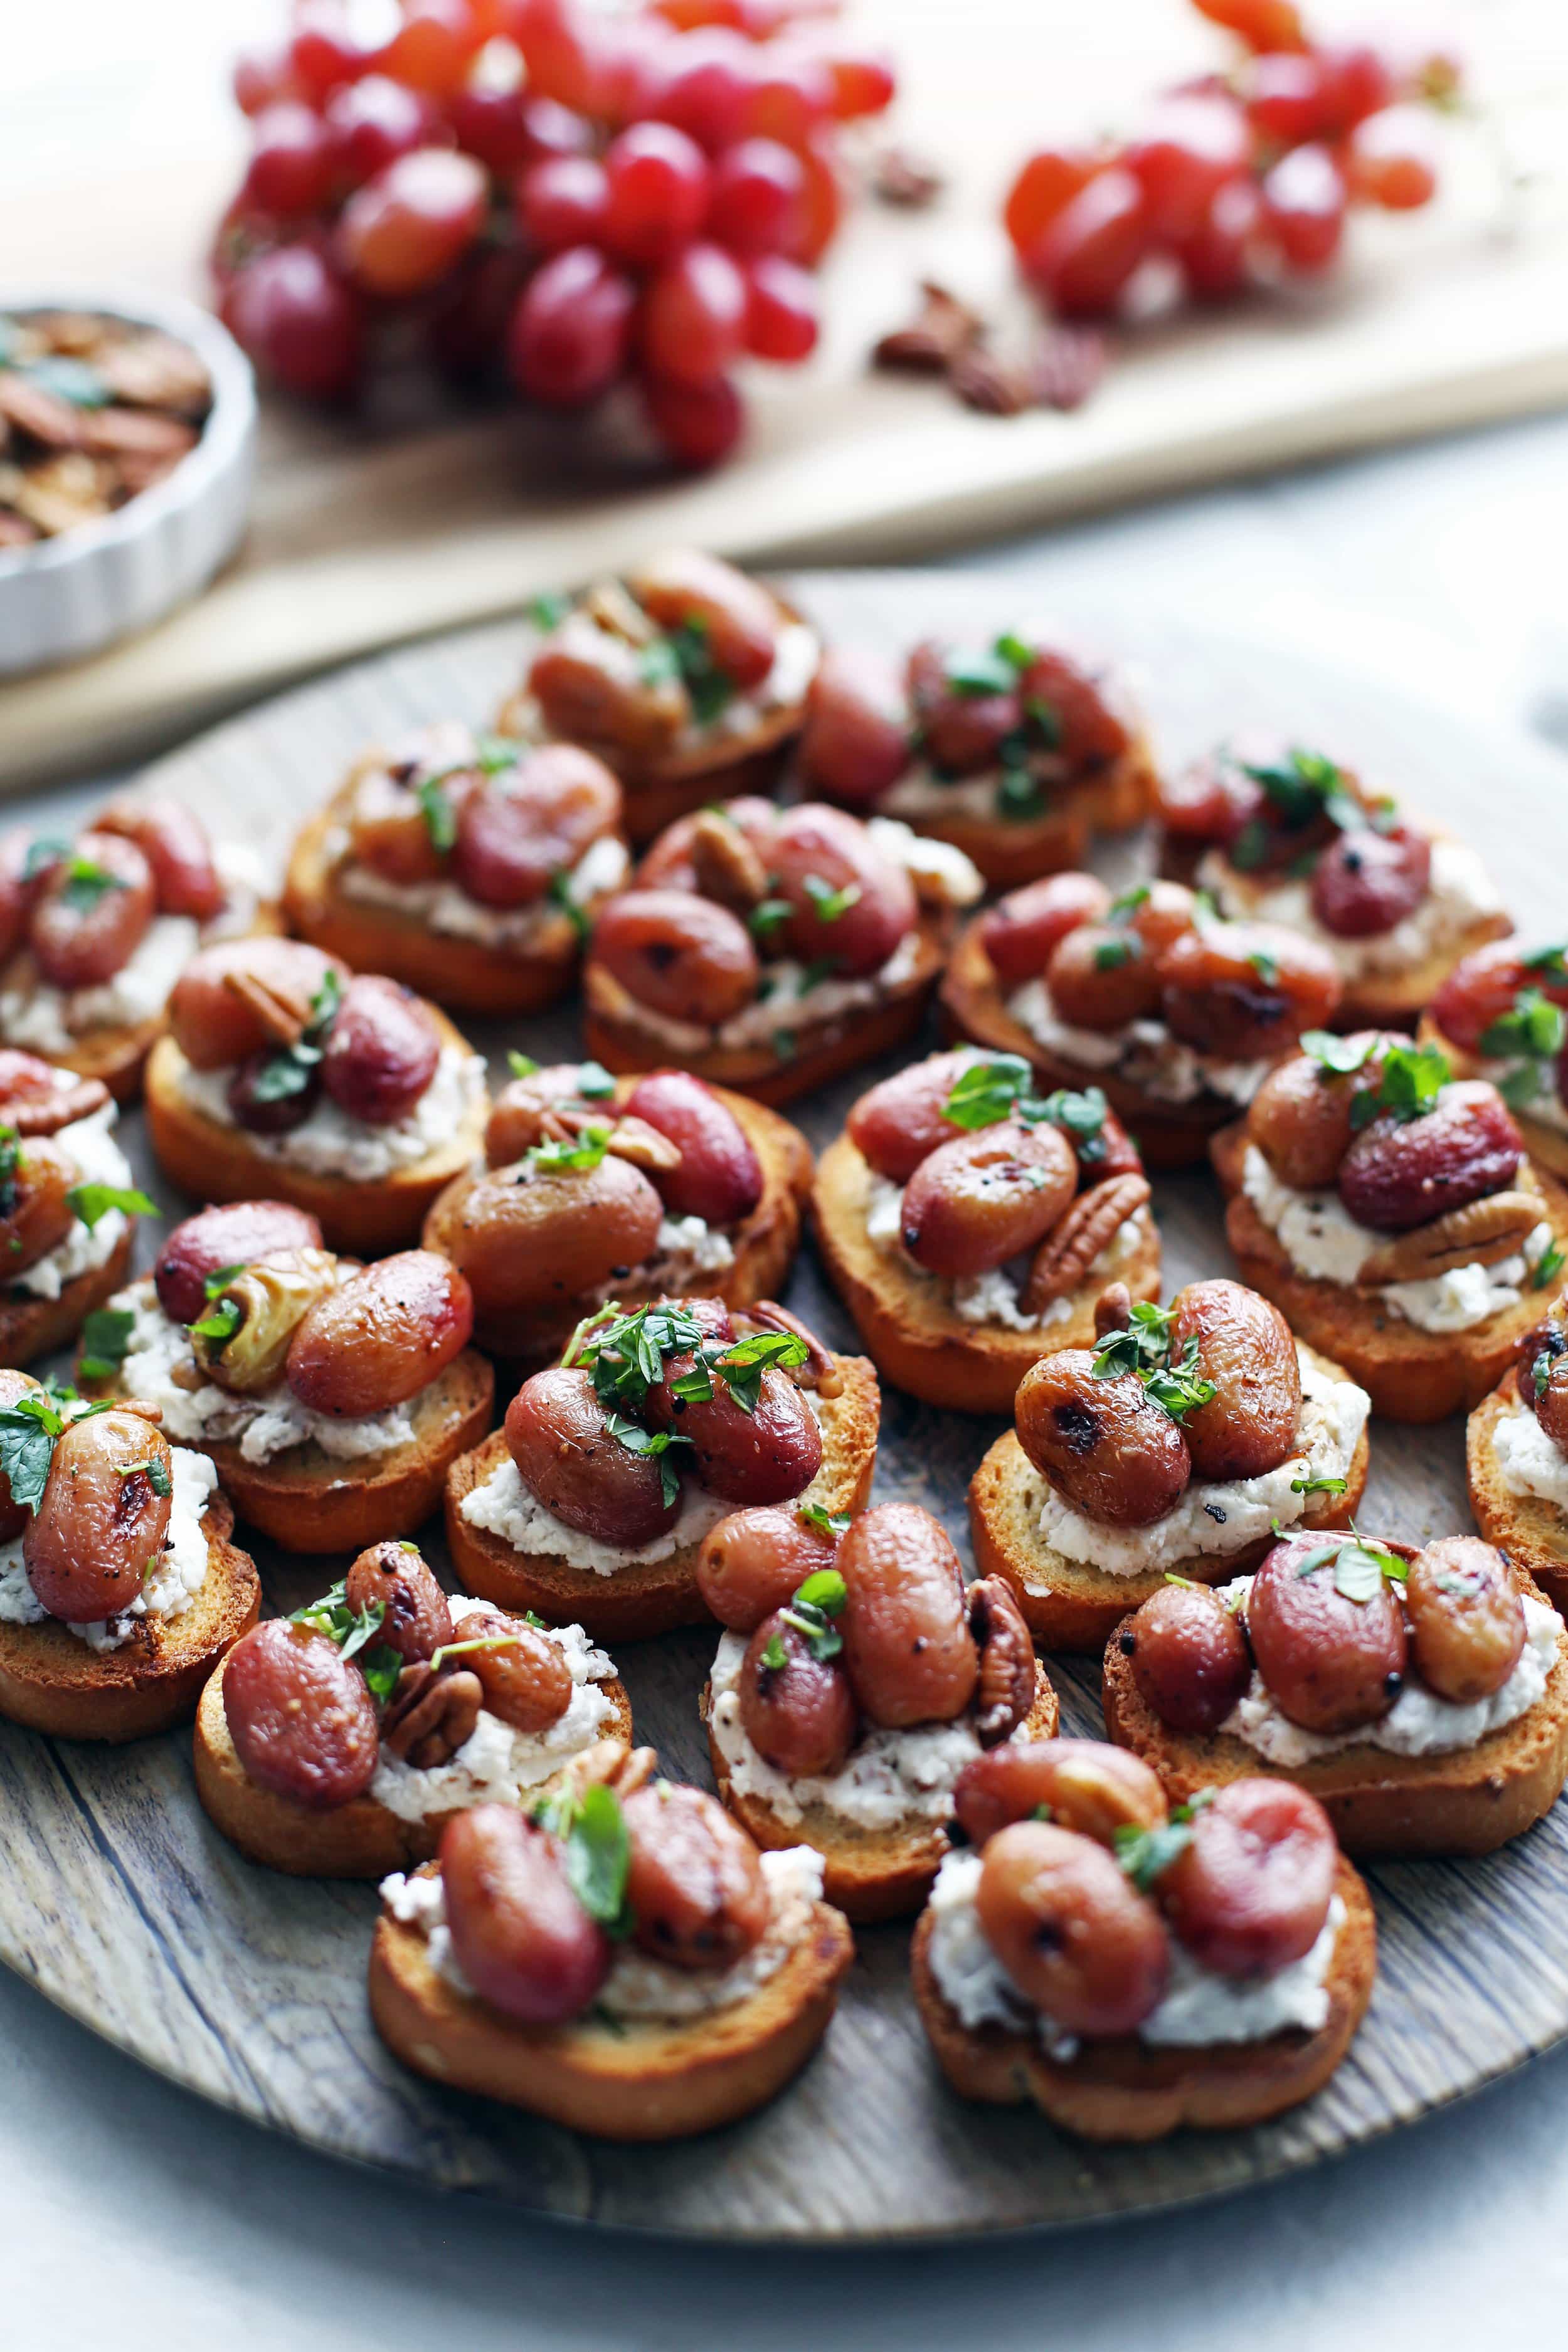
[1101,1576,1568,1857]
[1211,1120,1568,1422]
[911,1855,1375,2141]
[283,781,623,1016]
[880,731,1158,894]
[143,1004,487,1256]
[370,1863,852,2137]
[0,1496,259,1741]
[938,919,1246,1170]
[1420,1015,1568,1182]
[193,1637,632,1878]
[811,1129,1161,1414]
[0,1222,134,1370]
[584,908,953,1110]
[704,1668,1059,1925]
[1467,1378,1568,1614]
[968,1346,1369,1655]
[421,1082,813,1364]
[446,1353,880,1643]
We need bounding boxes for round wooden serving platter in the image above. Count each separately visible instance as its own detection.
[3,575,1567,2240]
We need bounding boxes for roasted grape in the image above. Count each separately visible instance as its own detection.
[423,1155,664,1316]
[1247,1038,1392,1189]
[154,1199,327,1325]
[344,1540,453,1666]
[169,938,344,1072]
[953,1738,1167,1850]
[906,640,1020,775]
[0,1136,77,1276]
[737,1608,857,1776]
[768,803,917,980]
[976,1820,1169,2032]
[530,618,688,759]
[1120,1583,1253,1734]
[899,1120,1078,1279]
[1310,822,1431,938]
[796,647,910,808]
[1337,1083,1521,1233]
[320,975,441,1126]
[1015,1350,1190,1527]
[646,1348,821,1505]
[505,1366,681,1547]
[844,1052,981,1183]
[622,1781,769,1968]
[979,873,1110,990]
[838,1504,978,1727]
[223,1619,381,1811]
[450,743,620,909]
[1160,923,1340,1061]
[1404,1538,1525,1704]
[624,548,779,688]
[455,1606,575,1732]
[285,1252,472,1416]
[1167,1278,1301,1480]
[621,1069,762,1224]
[1045,923,1161,1030]
[592,888,759,1024]
[695,1505,837,1631]
[24,1412,173,1623]
[440,1806,610,2025]
[1429,943,1545,1056]
[96,797,227,920]
[29,831,156,992]
[1246,1534,1407,1733]
[1158,1779,1337,1978]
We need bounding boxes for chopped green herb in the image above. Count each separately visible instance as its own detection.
[1114,1814,1195,1891]
[748,897,792,938]
[1302,1029,1375,1077]
[1093,1305,1216,1425]
[793,1567,847,1616]
[78,1306,135,1384]
[289,1579,388,1665]
[1349,1041,1448,1130]
[1534,1241,1566,1291]
[66,1182,156,1232]
[22,837,68,882]
[529,1125,611,1175]
[1290,1472,1348,1497]
[529,591,570,631]
[995,768,1046,822]
[121,1455,172,1497]
[761,1633,788,1671]
[1239,746,1361,835]
[189,1296,243,1345]
[1522,945,1568,985]
[1479,987,1566,1063]
[60,856,126,914]
[1093,936,1138,972]
[548,866,590,944]
[993,632,1034,671]
[798,955,842,992]
[1500,1062,1542,1110]
[204,1263,248,1297]
[945,649,1017,698]
[0,1391,70,1512]
[416,773,457,853]
[1248,949,1280,984]
[507,1050,539,1078]
[797,1503,850,1540]
[603,1414,689,1506]
[802,874,862,924]
[1106,885,1151,922]
[575,1059,616,1099]
[561,1782,634,1935]
[1024,696,1062,749]
[359,1644,404,1705]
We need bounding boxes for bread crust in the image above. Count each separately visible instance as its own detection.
[0,1222,134,1370]
[938,919,1242,1170]
[878,731,1158,893]
[421,1081,813,1364]
[583,908,953,1110]
[142,1004,488,1256]
[1101,1579,1568,1858]
[967,1345,1369,1654]
[704,1668,1059,1924]
[911,1855,1375,2140]
[1420,1015,1568,1182]
[0,1495,259,1741]
[810,1129,1161,1415]
[1210,1120,1568,1422]
[445,1353,880,1643]
[283,786,621,1015]
[1467,1378,1568,1614]
[193,1637,632,1878]
[369,1870,853,2137]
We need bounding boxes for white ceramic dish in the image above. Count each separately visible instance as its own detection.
[0,284,255,681]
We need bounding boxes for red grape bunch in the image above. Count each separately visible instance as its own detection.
[216,0,896,467]
[1005,0,1458,319]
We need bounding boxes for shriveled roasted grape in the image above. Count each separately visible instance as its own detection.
[1045,923,1161,1030]
[23,1412,173,1623]
[285,1251,472,1416]
[796,645,910,807]
[1247,1037,1394,1189]
[592,888,759,1024]
[504,1366,682,1548]
[223,1619,381,1811]
[625,549,780,689]
[1246,1534,1407,1734]
[319,975,441,1126]
[621,1069,763,1224]
[154,1200,325,1325]
[1310,822,1431,938]
[953,1737,1167,1849]
[440,1805,610,2025]
[344,1540,453,1665]
[423,1155,664,1316]
[838,1503,978,1727]
[451,743,620,909]
[453,1604,574,1732]
[1158,1779,1337,1979]
[646,1346,821,1505]
[29,830,156,991]
[169,938,345,1071]
[906,639,1020,775]
[622,1781,770,1969]
[768,803,917,980]
[1403,1538,1525,1704]
[1160,922,1340,1061]
[96,797,227,920]
[1119,1583,1253,1734]
[1014,1350,1191,1527]
[1429,943,1547,1056]
[899,1119,1078,1278]
[737,1608,858,1776]
[976,1820,1169,2032]
[1167,1278,1301,1480]
[979,873,1110,990]
[696,1505,837,1631]
[1337,1083,1521,1234]
[0,1136,77,1274]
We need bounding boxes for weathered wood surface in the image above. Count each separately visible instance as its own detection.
[2,574,1567,2237]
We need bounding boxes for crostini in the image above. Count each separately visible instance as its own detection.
[144,935,487,1254]
[0,1052,152,1367]
[1104,1529,1568,1857]
[0,1377,258,1739]
[1466,1313,1568,1614]
[1423,938,1568,1180]
[812,1047,1160,1413]
[940,873,1342,1169]
[194,1539,630,1877]
[583,798,983,1108]
[421,1056,812,1363]
[969,1278,1369,1652]
[0,795,272,1101]
[912,1739,1374,2141]
[497,549,820,845]
[80,1205,493,1554]
[795,623,1156,889]
[447,1296,879,1643]
[1211,1032,1568,1421]
[1155,741,1508,1029]
[283,724,629,1015]
[371,1745,854,2139]
[701,1500,1058,1922]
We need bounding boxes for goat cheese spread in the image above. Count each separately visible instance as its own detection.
[709,1628,991,1828]
[369,1605,617,1823]
[1199,835,1502,985]
[176,1041,484,1181]
[863,1170,1143,1331]
[1491,1395,1568,1512]
[1006,980,1271,1107]
[863,817,984,909]
[8,1104,134,1301]
[339,822,629,948]
[1241,1140,1552,1333]
[460,1453,730,1577]
[1219,1571,1561,1763]
[109,1277,419,1465]
[926,1850,1342,2058]
[381,1843,823,2018]
[0,1443,218,1653]
[1034,1350,1369,1579]
[585,1214,735,1310]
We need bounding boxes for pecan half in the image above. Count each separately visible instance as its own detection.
[1357,1188,1544,1283]
[382,1663,484,1769]
[557,1737,658,1802]
[582,578,657,647]
[950,344,1031,416]
[538,1103,682,1175]
[0,1072,110,1135]
[690,807,769,912]
[1029,325,1108,413]
[871,146,945,208]
[1023,1174,1151,1315]
[872,282,982,374]
[1094,1281,1134,1338]
[968,1577,1036,1748]
[222,962,319,1048]
[738,1300,844,1398]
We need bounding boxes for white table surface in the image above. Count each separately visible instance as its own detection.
[11,8,1568,2338]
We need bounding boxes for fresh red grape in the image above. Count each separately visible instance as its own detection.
[709,137,803,254]
[507,246,635,404]
[1177,174,1261,299]
[1346,107,1438,209]
[520,94,596,159]
[743,254,817,359]
[326,75,436,186]
[447,81,539,175]
[1243,50,1328,146]
[243,103,336,216]
[1126,93,1251,244]
[643,371,744,468]
[780,129,842,263]
[225,244,364,400]
[512,0,606,113]
[337,146,487,295]
[380,0,483,96]
[233,44,297,117]
[1024,167,1148,317]
[741,50,833,146]
[647,29,753,152]
[289,3,373,102]
[1259,142,1347,272]
[1315,43,1395,132]
[1004,148,1097,257]
[517,155,610,251]
[1190,0,1308,52]
[641,240,747,381]
[426,243,529,378]
[601,122,711,265]
[820,46,896,122]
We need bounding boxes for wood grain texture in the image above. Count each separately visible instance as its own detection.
[3,574,1568,2237]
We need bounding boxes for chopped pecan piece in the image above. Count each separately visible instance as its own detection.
[872,282,982,374]
[381,1663,484,1769]
[968,1577,1036,1747]
[1024,1175,1151,1314]
[737,1299,844,1398]
[690,807,770,911]
[1029,325,1108,413]
[950,344,1032,416]
[871,146,945,208]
